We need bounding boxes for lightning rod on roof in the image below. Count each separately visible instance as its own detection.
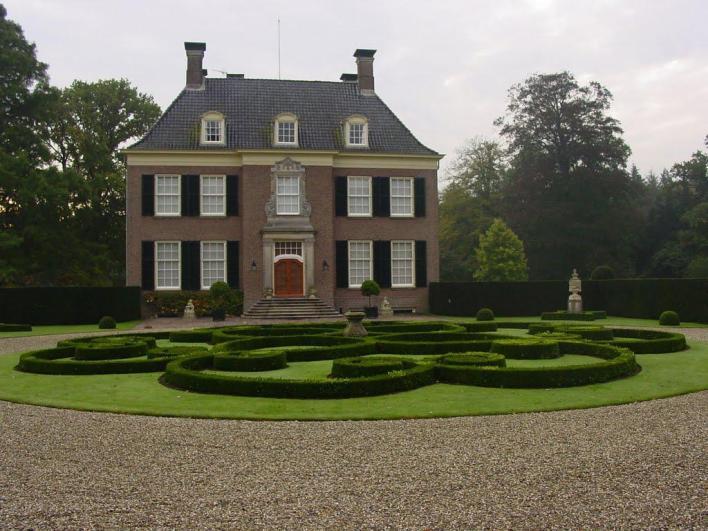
[277,17,281,80]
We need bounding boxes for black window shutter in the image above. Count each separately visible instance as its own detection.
[372,177,390,217]
[182,175,199,216]
[142,175,154,216]
[181,241,200,290]
[226,175,239,216]
[141,241,155,290]
[335,241,349,288]
[414,177,426,217]
[334,176,347,216]
[415,240,427,287]
[373,240,391,288]
[227,241,240,288]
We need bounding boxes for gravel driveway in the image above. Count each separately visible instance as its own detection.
[0,327,706,529]
[0,393,705,529]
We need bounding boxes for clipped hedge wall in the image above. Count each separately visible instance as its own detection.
[438,352,506,367]
[0,323,32,332]
[16,346,174,375]
[213,335,376,361]
[169,330,215,343]
[164,354,436,399]
[74,341,148,361]
[213,350,288,371]
[331,356,406,378]
[211,325,338,343]
[0,287,141,325]
[430,279,708,323]
[436,342,639,388]
[541,311,604,321]
[608,328,687,354]
[490,339,560,359]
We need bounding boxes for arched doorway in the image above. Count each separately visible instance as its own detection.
[274,256,304,297]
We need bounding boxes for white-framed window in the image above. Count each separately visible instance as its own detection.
[274,113,298,146]
[155,241,181,290]
[347,176,372,216]
[391,240,415,287]
[200,175,226,216]
[345,116,368,148]
[276,175,300,215]
[201,241,226,289]
[155,174,181,216]
[274,241,303,257]
[390,177,414,217]
[200,112,225,145]
[348,240,372,288]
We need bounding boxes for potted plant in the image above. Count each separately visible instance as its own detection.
[208,281,231,321]
[360,279,381,318]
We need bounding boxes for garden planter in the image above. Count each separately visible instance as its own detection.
[364,306,379,318]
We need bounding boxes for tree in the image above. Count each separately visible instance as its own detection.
[439,138,507,280]
[494,71,640,279]
[473,219,528,281]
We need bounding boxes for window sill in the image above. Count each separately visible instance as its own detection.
[200,141,226,146]
[154,214,182,218]
[155,287,181,291]
[199,213,227,218]
[390,214,415,219]
[273,142,299,148]
[347,213,373,218]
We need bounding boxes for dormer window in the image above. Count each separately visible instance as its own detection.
[345,115,368,148]
[201,112,225,145]
[274,113,298,146]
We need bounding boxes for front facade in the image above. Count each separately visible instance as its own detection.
[125,43,442,314]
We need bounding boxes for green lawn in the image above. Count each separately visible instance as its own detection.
[0,340,705,421]
[0,321,140,338]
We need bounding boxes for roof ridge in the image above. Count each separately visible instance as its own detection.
[207,77,350,85]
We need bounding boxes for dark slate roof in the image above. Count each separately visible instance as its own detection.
[129,77,438,155]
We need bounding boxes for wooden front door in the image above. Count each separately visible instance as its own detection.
[274,259,304,297]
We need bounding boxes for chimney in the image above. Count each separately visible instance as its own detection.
[184,42,206,89]
[340,73,358,83]
[353,49,376,94]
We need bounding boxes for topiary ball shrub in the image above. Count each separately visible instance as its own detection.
[331,356,406,378]
[438,352,506,367]
[476,308,495,321]
[98,316,117,329]
[590,265,615,280]
[659,311,680,326]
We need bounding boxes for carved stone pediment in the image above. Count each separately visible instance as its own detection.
[264,158,313,231]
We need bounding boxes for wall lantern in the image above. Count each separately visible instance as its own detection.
[322,260,329,272]
[250,259,257,271]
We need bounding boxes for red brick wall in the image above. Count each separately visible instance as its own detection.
[126,163,439,313]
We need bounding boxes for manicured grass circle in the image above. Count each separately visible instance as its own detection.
[491,339,560,359]
[438,352,506,367]
[331,356,406,378]
[213,350,287,371]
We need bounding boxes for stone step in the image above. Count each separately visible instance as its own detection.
[243,297,342,320]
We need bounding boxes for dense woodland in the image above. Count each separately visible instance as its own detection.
[1,5,706,286]
[440,74,707,281]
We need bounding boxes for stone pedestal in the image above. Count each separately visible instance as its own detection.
[343,311,368,337]
[380,296,394,318]
[567,269,583,314]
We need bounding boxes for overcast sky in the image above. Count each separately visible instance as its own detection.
[6,0,708,177]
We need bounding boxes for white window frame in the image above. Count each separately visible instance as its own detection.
[200,241,227,290]
[347,176,372,217]
[274,113,298,146]
[155,241,181,291]
[345,116,369,148]
[154,174,181,217]
[200,112,225,145]
[390,177,414,218]
[199,175,226,216]
[390,240,416,288]
[348,240,373,289]
[276,175,300,215]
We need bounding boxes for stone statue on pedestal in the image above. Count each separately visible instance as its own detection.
[183,299,196,320]
[380,296,394,318]
[567,269,583,314]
